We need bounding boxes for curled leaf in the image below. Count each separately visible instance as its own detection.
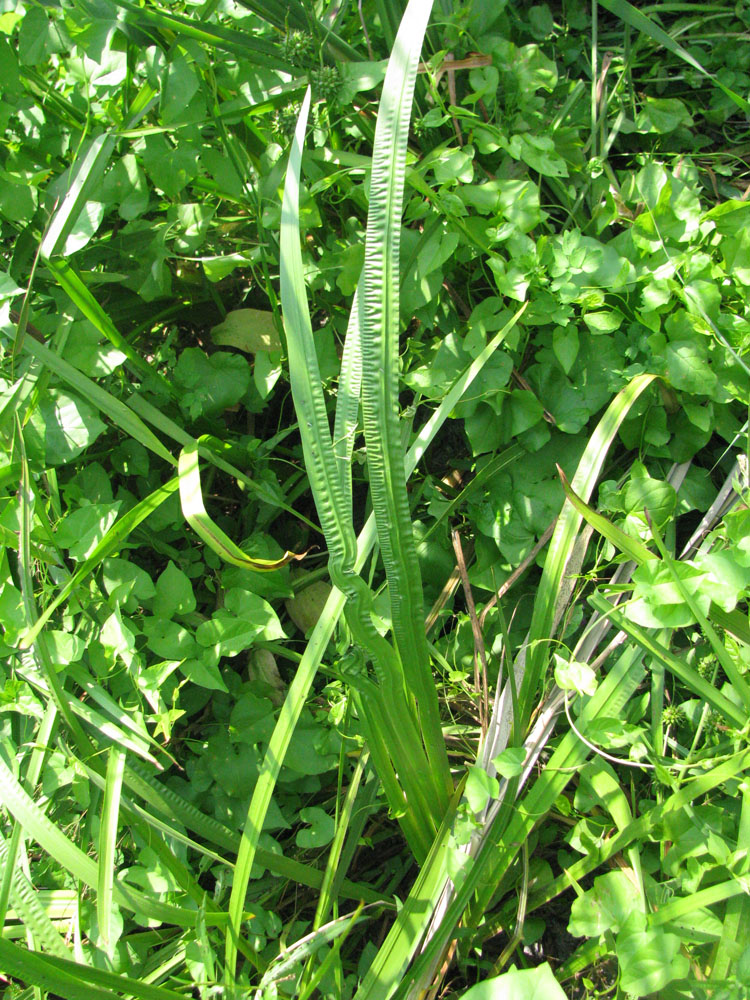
[178,444,307,571]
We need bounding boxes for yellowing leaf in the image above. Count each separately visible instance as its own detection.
[210,309,282,354]
[178,444,306,571]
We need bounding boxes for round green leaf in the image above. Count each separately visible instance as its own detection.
[459,963,567,999]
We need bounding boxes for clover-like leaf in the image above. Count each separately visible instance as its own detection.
[295,806,335,849]
[465,764,499,814]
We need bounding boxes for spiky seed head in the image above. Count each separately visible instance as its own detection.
[697,655,716,680]
[662,703,686,729]
[310,65,342,104]
[271,102,302,140]
[282,30,314,66]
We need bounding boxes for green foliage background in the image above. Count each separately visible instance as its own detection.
[1,0,749,997]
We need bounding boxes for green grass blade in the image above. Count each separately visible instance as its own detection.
[278,78,444,842]
[647,516,750,715]
[90,759,385,905]
[711,782,750,980]
[233,0,362,60]
[312,751,368,933]
[224,583,348,985]
[0,836,72,960]
[393,645,646,1000]
[97,747,126,957]
[558,466,750,648]
[45,258,175,395]
[109,0,293,69]
[598,0,750,115]
[0,753,207,928]
[520,373,657,724]
[557,464,655,564]
[16,431,96,761]
[127,395,314,526]
[0,702,57,932]
[178,444,306,570]
[12,333,176,466]
[39,76,156,258]
[354,784,465,1000]
[66,666,175,767]
[0,937,188,1000]
[359,0,449,797]
[41,135,117,260]
[589,591,746,728]
[529,748,750,917]
[280,89,360,561]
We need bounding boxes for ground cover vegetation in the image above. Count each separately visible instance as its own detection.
[0,0,749,996]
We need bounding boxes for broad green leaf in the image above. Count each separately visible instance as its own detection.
[34,390,107,466]
[45,630,85,664]
[635,97,693,133]
[160,51,200,124]
[568,871,642,937]
[18,7,68,65]
[62,321,127,376]
[154,561,196,619]
[616,912,689,995]
[142,618,199,661]
[285,578,333,634]
[100,609,138,668]
[552,325,578,374]
[196,609,266,657]
[55,502,121,561]
[458,963,567,1000]
[296,806,335,849]
[491,747,526,780]
[100,154,149,220]
[622,467,676,526]
[0,272,23,301]
[229,691,276,744]
[174,348,251,419]
[666,340,717,395]
[553,654,597,697]
[629,560,710,628]
[179,657,228,693]
[583,310,623,334]
[464,765,499,814]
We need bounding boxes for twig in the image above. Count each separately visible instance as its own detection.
[452,529,489,735]
[424,565,462,636]
[479,518,556,630]
[357,0,374,61]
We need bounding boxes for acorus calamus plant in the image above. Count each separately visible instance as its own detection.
[280,0,452,862]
